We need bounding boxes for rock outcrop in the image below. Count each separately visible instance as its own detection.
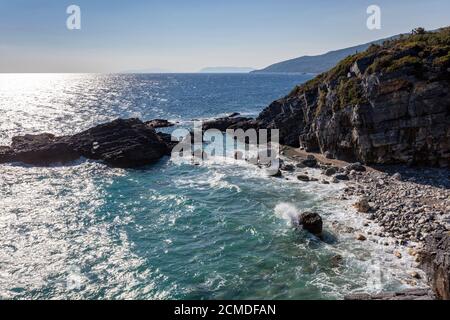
[202,115,256,132]
[0,118,170,168]
[145,119,175,128]
[256,27,450,167]
[420,232,450,300]
[297,212,323,236]
[344,289,434,300]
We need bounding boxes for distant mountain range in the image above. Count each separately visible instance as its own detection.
[199,67,256,73]
[252,36,398,74]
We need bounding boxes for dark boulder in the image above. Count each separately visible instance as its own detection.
[345,162,366,172]
[298,212,323,236]
[281,163,295,172]
[335,174,350,181]
[324,167,338,176]
[68,118,169,168]
[297,174,310,182]
[301,159,318,168]
[420,232,450,300]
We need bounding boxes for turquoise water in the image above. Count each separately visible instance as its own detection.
[0,74,423,299]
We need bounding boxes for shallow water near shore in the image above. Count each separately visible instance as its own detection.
[0,74,425,299]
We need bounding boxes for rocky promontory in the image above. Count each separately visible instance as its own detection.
[257,28,450,167]
[0,118,171,168]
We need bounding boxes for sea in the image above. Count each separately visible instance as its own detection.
[0,73,424,299]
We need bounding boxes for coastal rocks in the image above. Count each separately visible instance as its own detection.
[301,155,318,168]
[202,115,256,132]
[420,232,450,300]
[0,146,13,163]
[324,151,334,159]
[297,212,323,236]
[344,289,434,300]
[345,163,366,172]
[145,119,175,128]
[0,118,171,168]
[334,174,350,181]
[344,166,449,243]
[354,197,371,213]
[297,174,310,182]
[281,164,295,172]
[392,172,402,181]
[330,254,344,267]
[324,167,338,176]
[267,169,282,177]
[68,119,169,168]
[356,234,367,241]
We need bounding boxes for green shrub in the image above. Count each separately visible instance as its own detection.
[433,52,450,66]
[386,56,422,73]
[337,78,367,108]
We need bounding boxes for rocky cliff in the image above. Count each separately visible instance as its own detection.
[257,27,450,167]
[420,232,450,300]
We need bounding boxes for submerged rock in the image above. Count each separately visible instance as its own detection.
[331,254,344,267]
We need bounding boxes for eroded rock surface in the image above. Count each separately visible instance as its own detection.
[0,118,170,168]
[256,28,450,167]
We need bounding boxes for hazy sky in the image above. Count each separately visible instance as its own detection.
[1,0,449,73]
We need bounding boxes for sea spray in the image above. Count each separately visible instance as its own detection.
[274,203,300,226]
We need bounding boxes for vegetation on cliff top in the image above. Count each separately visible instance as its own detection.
[290,26,450,114]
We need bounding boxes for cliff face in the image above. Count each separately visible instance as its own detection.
[257,28,450,167]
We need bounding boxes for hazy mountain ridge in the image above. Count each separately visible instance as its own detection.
[252,36,398,74]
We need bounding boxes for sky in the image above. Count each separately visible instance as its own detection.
[0,0,449,73]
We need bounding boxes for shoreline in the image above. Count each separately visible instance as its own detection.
[280,145,449,299]
[1,117,448,299]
